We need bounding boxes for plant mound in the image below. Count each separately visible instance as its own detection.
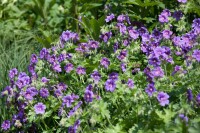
[1,1,200,132]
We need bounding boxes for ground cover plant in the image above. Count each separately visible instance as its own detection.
[1,0,200,133]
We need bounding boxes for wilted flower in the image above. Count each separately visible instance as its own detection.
[157,92,170,106]
[34,103,46,114]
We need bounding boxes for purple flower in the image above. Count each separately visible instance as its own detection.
[187,89,193,102]
[100,31,112,43]
[34,103,46,114]
[68,120,81,133]
[62,95,74,107]
[23,89,34,100]
[138,27,148,36]
[117,14,130,24]
[117,50,127,61]
[153,47,165,58]
[151,67,164,78]
[57,83,68,91]
[60,30,71,42]
[88,40,99,49]
[16,79,25,89]
[123,39,130,46]
[28,64,35,74]
[1,120,10,131]
[105,79,116,92]
[162,30,173,39]
[141,33,150,42]
[179,114,188,123]
[68,101,82,117]
[192,50,200,62]
[192,18,200,34]
[39,48,47,59]
[113,42,119,52]
[64,63,74,73]
[31,54,38,64]
[84,90,94,103]
[128,28,139,39]
[127,79,134,89]
[159,14,169,23]
[100,57,110,68]
[173,10,183,21]
[54,89,63,97]
[9,68,18,79]
[58,54,66,62]
[109,72,119,81]
[120,63,126,72]
[145,83,156,97]
[41,77,49,83]
[178,0,187,3]
[52,63,62,72]
[162,9,171,17]
[91,71,101,84]
[157,92,170,106]
[196,94,200,105]
[40,88,49,98]
[75,43,89,53]
[76,66,86,75]
[117,23,127,34]
[105,13,115,22]
[152,29,163,41]
[172,65,182,75]
[148,56,161,67]
[1,86,13,96]
[48,54,57,64]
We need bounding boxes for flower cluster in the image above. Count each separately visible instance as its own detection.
[1,1,200,132]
